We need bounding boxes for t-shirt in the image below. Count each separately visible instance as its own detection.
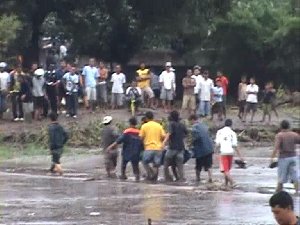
[262,90,275,104]
[215,126,238,155]
[159,70,176,91]
[199,78,214,101]
[82,65,99,88]
[238,83,247,101]
[216,75,229,95]
[125,87,142,99]
[139,120,166,151]
[111,73,126,93]
[275,131,300,158]
[136,68,150,88]
[101,125,119,149]
[192,74,204,95]
[191,122,214,158]
[168,121,188,151]
[116,127,143,161]
[212,86,223,102]
[246,84,259,103]
[32,76,45,97]
[182,77,196,95]
[150,73,160,90]
[0,71,10,91]
[63,72,79,93]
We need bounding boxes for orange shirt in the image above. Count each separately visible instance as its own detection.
[216,75,229,95]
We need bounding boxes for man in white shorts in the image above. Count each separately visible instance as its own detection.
[111,65,126,109]
[136,62,154,108]
[160,62,176,113]
[81,58,99,112]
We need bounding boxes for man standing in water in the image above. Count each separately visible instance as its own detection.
[270,120,300,195]
[215,119,244,188]
[140,111,166,181]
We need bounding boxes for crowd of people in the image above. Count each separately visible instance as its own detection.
[0,58,279,124]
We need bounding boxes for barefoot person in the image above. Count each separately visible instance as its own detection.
[269,191,300,225]
[136,62,154,108]
[48,112,68,175]
[237,76,247,120]
[140,111,166,181]
[261,82,276,124]
[215,119,244,188]
[101,116,119,178]
[189,114,214,182]
[107,117,143,181]
[270,120,300,194]
[181,69,196,117]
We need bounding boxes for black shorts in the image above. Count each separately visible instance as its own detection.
[239,100,246,112]
[246,102,257,112]
[33,96,44,109]
[212,102,223,114]
[153,89,161,99]
[196,153,213,171]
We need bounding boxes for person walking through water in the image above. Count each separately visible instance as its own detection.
[140,111,166,182]
[270,120,300,195]
[48,112,68,175]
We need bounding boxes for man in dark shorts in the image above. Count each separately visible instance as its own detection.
[32,68,46,120]
[243,77,259,123]
[270,120,300,194]
[189,114,214,182]
[269,191,300,225]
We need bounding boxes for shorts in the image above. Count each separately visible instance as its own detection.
[111,93,123,106]
[33,96,44,109]
[153,89,161,99]
[58,82,66,98]
[160,88,174,101]
[246,102,257,112]
[219,155,233,173]
[104,150,118,170]
[239,100,246,112]
[86,87,97,101]
[96,83,108,103]
[262,103,271,114]
[212,102,223,114]
[182,95,196,110]
[278,156,298,183]
[143,150,163,167]
[141,86,154,98]
[196,153,213,171]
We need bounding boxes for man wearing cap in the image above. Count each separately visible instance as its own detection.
[159,62,176,113]
[101,116,119,178]
[32,68,46,120]
[0,62,10,119]
[136,62,154,108]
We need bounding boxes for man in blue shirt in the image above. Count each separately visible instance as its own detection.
[189,114,214,183]
[81,58,99,112]
[107,117,143,181]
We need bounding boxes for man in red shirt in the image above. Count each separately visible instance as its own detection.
[216,70,229,117]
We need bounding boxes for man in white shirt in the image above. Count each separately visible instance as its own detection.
[243,77,259,123]
[215,119,244,188]
[0,62,10,119]
[81,58,99,112]
[111,64,126,109]
[198,70,213,117]
[159,62,176,113]
[32,68,46,121]
[191,66,203,110]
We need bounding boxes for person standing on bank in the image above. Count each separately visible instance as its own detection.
[270,120,300,195]
[237,76,247,120]
[63,65,79,118]
[181,69,196,117]
[159,62,176,113]
[215,70,229,118]
[0,62,10,119]
[97,61,108,110]
[162,110,188,182]
[189,114,214,183]
[110,65,126,109]
[198,70,213,117]
[243,77,259,123]
[136,62,154,108]
[32,68,46,121]
[48,112,68,175]
[81,58,99,112]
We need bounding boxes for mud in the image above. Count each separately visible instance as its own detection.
[1,146,299,225]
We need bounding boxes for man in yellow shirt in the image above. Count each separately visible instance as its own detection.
[136,62,154,108]
[140,111,166,181]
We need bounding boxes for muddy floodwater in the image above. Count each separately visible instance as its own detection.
[0,147,299,225]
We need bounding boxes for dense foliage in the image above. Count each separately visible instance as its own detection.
[0,0,298,88]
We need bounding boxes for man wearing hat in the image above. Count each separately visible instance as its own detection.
[100,116,119,178]
[32,68,46,120]
[159,62,176,113]
[0,62,10,119]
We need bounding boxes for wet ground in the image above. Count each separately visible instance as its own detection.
[1,147,299,225]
